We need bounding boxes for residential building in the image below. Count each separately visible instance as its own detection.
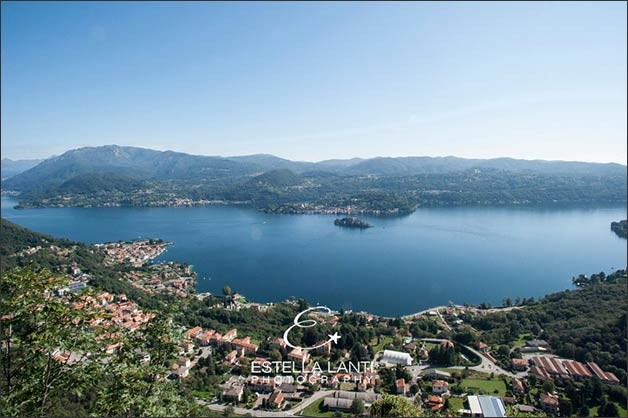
[222,328,238,343]
[539,392,559,414]
[246,377,275,393]
[511,358,528,371]
[432,379,449,394]
[268,390,285,409]
[186,326,203,339]
[231,336,259,355]
[224,350,239,365]
[512,379,525,394]
[223,385,244,403]
[395,378,407,395]
[426,395,444,412]
[270,337,286,350]
[288,347,310,365]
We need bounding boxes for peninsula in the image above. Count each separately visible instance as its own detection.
[611,219,627,238]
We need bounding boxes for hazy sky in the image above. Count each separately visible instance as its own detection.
[2,1,626,163]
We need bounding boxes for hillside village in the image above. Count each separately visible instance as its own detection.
[2,220,626,417]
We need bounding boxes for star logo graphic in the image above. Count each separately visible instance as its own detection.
[328,332,341,345]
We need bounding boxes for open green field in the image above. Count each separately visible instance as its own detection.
[460,378,507,396]
[370,335,394,353]
[448,397,465,412]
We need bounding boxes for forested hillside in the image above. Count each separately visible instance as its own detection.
[470,272,628,384]
[0,218,175,310]
[4,145,626,214]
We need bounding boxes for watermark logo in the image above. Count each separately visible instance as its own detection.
[283,306,341,350]
[250,306,378,387]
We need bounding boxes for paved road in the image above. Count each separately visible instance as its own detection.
[287,390,333,415]
[418,338,516,377]
[453,344,515,377]
[198,389,332,417]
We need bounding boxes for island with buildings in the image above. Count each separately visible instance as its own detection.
[334,217,373,229]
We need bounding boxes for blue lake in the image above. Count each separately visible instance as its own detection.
[2,196,626,316]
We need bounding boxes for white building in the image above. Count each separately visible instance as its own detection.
[464,395,506,418]
[381,349,413,366]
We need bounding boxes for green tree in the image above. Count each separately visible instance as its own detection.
[542,379,556,394]
[269,349,282,362]
[222,286,232,296]
[444,398,451,410]
[369,394,422,417]
[0,269,101,416]
[599,402,619,417]
[559,399,573,417]
[577,405,590,417]
[0,268,201,417]
[351,398,365,416]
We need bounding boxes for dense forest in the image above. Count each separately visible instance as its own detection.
[0,268,211,417]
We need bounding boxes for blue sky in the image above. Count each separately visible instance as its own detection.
[2,1,626,163]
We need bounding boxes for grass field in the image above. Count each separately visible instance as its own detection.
[370,335,394,353]
[448,397,465,411]
[460,378,507,396]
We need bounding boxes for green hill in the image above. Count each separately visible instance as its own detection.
[471,271,628,384]
[249,169,302,187]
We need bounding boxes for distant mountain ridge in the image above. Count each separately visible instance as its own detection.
[1,158,43,180]
[4,144,625,192]
[3,145,626,213]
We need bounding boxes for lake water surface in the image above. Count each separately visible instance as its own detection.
[2,197,626,316]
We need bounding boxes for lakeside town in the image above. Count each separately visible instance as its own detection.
[21,236,623,417]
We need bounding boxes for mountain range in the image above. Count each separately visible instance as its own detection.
[1,158,43,180]
[4,145,625,185]
[2,145,626,213]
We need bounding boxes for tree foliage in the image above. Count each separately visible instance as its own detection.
[0,268,205,416]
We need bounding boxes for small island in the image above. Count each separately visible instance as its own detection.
[334,217,372,229]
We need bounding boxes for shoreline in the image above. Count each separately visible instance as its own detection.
[3,194,627,215]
